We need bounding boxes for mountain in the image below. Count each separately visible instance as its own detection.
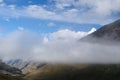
[25,64,89,80]
[24,19,120,80]
[0,60,22,76]
[0,60,26,80]
[5,19,120,80]
[92,19,120,39]
[25,64,120,80]
[81,19,120,42]
[6,59,46,74]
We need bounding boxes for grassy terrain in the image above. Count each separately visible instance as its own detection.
[26,64,120,80]
[0,72,27,80]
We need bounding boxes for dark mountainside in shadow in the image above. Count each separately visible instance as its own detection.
[81,19,120,43]
[92,19,120,39]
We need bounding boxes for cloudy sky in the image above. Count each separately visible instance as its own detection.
[0,0,120,35]
[0,0,120,62]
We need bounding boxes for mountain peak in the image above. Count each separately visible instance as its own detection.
[81,19,120,42]
[88,28,96,34]
[92,19,120,38]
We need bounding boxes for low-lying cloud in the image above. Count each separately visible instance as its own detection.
[1,28,120,64]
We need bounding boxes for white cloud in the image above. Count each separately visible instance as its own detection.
[54,0,120,17]
[0,0,120,24]
[33,40,120,63]
[55,0,72,9]
[0,30,41,60]
[8,5,16,10]
[41,28,96,44]
[47,22,56,27]
[18,26,24,31]
[88,28,96,34]
[1,28,120,63]
[24,5,59,19]
[0,0,5,6]
[42,37,49,43]
[49,28,96,41]
[0,28,95,60]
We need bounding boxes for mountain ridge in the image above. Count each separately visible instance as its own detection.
[80,19,120,43]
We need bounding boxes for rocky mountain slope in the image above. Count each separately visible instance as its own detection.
[0,60,26,80]
[92,19,120,40]
[6,59,46,74]
[81,19,120,42]
[0,60,22,76]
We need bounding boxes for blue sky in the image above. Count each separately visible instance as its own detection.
[0,0,120,35]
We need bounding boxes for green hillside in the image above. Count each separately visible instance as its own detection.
[25,64,120,80]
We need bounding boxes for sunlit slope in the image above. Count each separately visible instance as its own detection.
[25,64,120,80]
[26,64,88,80]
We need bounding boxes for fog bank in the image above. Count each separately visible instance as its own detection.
[1,29,120,63]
